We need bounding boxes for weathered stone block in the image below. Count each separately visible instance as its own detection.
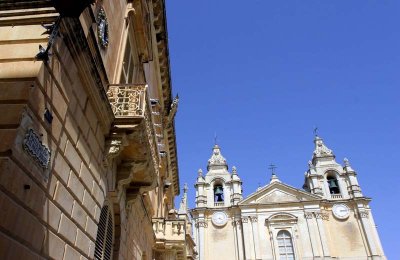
[53,152,71,184]
[79,162,94,190]
[53,182,74,214]
[0,129,17,153]
[65,140,82,174]
[72,201,88,229]
[85,216,98,240]
[76,137,91,165]
[0,104,25,126]
[82,190,97,217]
[75,229,91,256]
[47,200,62,230]
[68,171,85,200]
[64,244,81,260]
[43,231,66,260]
[58,214,77,244]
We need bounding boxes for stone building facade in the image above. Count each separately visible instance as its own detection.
[192,137,385,260]
[0,1,195,259]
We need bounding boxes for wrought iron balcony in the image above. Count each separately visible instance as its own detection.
[106,84,160,193]
[107,84,147,124]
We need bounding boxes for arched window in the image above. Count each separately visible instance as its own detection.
[277,230,295,260]
[94,204,114,260]
[214,184,224,202]
[327,175,340,194]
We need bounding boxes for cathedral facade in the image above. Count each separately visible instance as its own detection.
[191,137,385,260]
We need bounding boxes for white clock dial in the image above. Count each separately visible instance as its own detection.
[212,211,228,226]
[332,204,350,220]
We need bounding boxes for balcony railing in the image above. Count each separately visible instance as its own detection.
[152,218,186,242]
[106,84,159,189]
[214,202,224,207]
[331,194,343,199]
[107,84,146,118]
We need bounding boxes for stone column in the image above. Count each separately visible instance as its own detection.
[241,217,254,260]
[315,212,331,257]
[234,219,245,260]
[196,218,207,260]
[304,212,320,258]
[164,251,176,260]
[358,210,378,256]
[250,217,261,259]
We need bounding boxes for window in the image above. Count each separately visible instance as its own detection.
[214,184,224,202]
[94,205,114,260]
[120,30,144,84]
[277,230,295,260]
[327,176,340,194]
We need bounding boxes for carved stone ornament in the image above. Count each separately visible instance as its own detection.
[97,7,109,48]
[195,219,208,228]
[23,129,51,169]
[313,136,333,157]
[207,145,227,170]
[305,211,329,220]
[315,212,330,220]
[241,217,249,223]
[250,216,258,223]
[304,212,314,219]
[103,134,127,166]
[358,210,369,219]
[232,219,242,226]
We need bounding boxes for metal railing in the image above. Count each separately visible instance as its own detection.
[107,84,147,117]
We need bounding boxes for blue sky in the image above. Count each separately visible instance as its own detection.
[166,1,399,258]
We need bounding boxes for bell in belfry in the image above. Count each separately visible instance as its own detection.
[214,186,224,202]
[328,179,338,188]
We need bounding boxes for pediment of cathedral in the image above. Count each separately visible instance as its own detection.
[239,182,321,205]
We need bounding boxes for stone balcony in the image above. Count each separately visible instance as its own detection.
[330,194,343,199]
[214,202,224,207]
[152,218,196,260]
[106,84,160,197]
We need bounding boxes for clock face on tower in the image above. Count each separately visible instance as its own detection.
[332,204,350,220]
[212,211,228,226]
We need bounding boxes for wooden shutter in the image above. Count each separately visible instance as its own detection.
[94,205,114,260]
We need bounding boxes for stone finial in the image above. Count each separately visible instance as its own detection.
[270,173,281,184]
[198,168,203,177]
[207,144,228,170]
[178,183,188,214]
[232,166,237,175]
[343,157,355,172]
[344,158,350,166]
[308,160,315,169]
[313,135,334,158]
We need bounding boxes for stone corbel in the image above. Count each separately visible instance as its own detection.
[166,95,179,126]
[116,160,146,204]
[103,133,128,166]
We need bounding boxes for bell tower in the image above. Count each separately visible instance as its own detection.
[303,135,363,199]
[193,144,243,260]
[195,144,243,208]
